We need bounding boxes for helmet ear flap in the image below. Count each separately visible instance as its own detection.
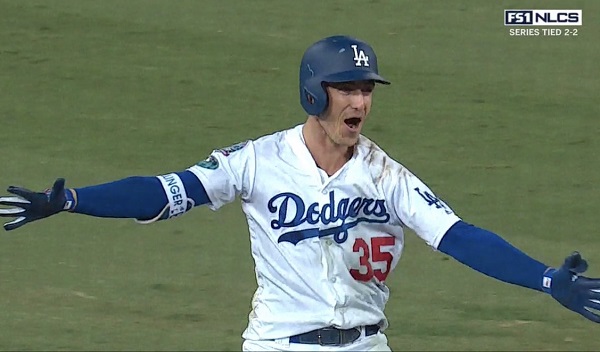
[301,79,328,116]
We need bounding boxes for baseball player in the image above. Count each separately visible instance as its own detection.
[1,35,599,351]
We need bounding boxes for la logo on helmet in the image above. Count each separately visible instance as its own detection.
[351,44,369,67]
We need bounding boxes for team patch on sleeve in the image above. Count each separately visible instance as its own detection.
[216,141,248,156]
[195,140,248,169]
[197,155,219,170]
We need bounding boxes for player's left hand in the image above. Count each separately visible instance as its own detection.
[0,178,69,231]
[545,252,600,323]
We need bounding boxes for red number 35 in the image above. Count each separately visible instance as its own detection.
[350,236,396,282]
[349,236,396,282]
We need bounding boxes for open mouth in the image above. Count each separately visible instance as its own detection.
[344,117,362,130]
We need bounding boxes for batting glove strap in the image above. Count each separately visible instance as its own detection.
[542,268,556,294]
[64,188,77,211]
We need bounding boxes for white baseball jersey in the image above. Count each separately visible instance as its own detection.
[187,124,461,341]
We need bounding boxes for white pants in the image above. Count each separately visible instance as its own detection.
[242,332,391,352]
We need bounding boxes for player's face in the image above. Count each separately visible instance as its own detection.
[319,80,375,147]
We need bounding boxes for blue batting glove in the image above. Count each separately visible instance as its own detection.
[0,178,75,231]
[543,252,600,323]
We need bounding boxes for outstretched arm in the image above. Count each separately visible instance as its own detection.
[0,171,210,231]
[72,171,210,220]
[438,221,548,290]
[438,220,600,323]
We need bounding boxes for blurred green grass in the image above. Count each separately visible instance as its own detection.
[1,0,599,350]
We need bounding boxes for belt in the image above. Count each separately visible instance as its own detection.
[289,325,379,345]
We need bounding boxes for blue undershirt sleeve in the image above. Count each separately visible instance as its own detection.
[437,220,549,292]
[71,171,210,220]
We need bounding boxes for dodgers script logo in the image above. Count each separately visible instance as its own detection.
[268,191,390,245]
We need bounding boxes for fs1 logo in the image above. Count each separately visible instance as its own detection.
[504,10,582,26]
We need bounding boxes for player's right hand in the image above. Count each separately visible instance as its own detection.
[0,178,70,231]
[546,252,600,323]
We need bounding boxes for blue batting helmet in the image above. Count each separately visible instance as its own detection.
[299,35,390,116]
